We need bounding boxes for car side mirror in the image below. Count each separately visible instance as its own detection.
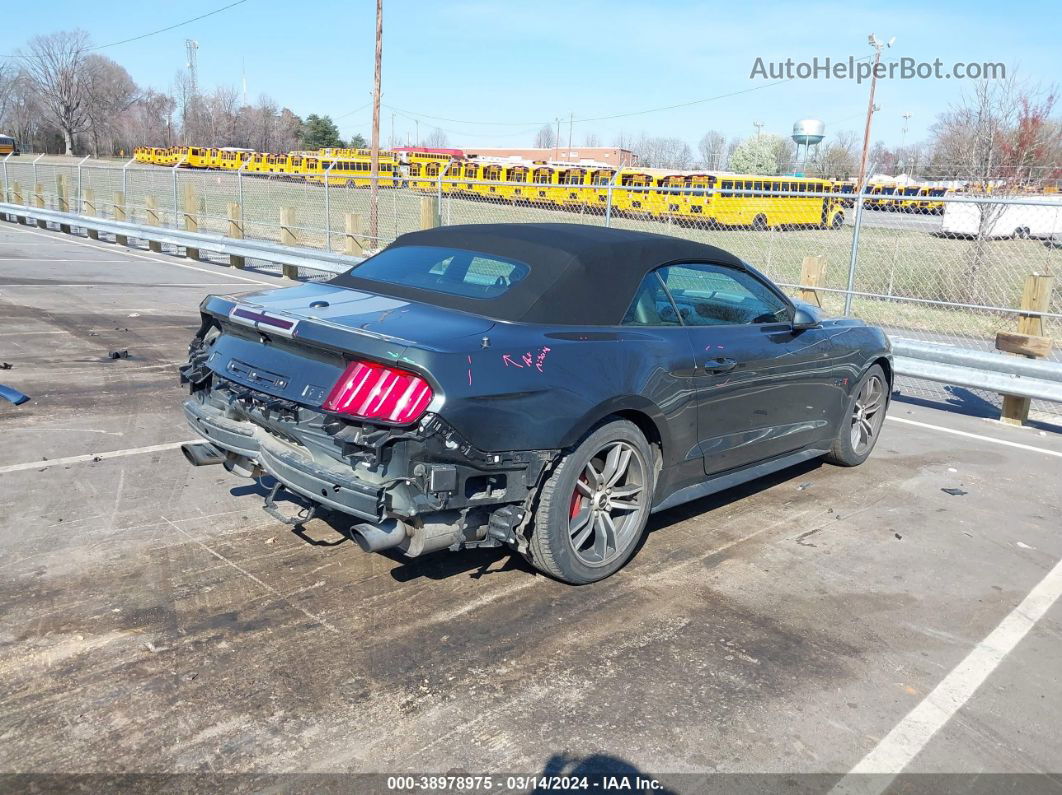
[791,306,822,330]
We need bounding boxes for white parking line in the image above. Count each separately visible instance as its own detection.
[0,440,198,475]
[887,416,1062,459]
[0,258,133,262]
[1,282,244,287]
[3,225,276,286]
[833,554,1062,792]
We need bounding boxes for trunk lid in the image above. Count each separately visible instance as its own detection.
[201,283,490,408]
[236,282,495,342]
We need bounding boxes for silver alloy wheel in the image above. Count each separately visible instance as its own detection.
[567,441,647,567]
[850,373,886,454]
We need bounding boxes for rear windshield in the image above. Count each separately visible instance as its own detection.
[346,245,530,299]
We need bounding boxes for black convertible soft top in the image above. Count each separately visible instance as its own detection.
[331,223,750,325]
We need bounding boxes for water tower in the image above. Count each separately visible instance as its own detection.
[792,119,825,176]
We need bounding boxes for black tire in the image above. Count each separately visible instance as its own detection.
[752,214,768,231]
[525,419,653,584]
[831,211,845,230]
[824,364,888,467]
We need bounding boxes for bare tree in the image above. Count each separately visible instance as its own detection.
[0,64,14,131]
[633,135,693,169]
[771,136,796,175]
[23,30,91,154]
[929,77,1059,300]
[534,123,555,149]
[583,131,600,147]
[812,130,858,179]
[119,89,177,150]
[82,54,137,156]
[424,127,450,147]
[725,137,742,168]
[697,130,726,169]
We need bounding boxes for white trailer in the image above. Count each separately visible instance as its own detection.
[939,196,1062,239]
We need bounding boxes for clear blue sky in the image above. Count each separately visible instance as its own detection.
[3,0,1058,150]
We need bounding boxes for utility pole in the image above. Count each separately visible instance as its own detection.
[554,117,561,162]
[391,112,395,148]
[900,112,912,173]
[567,112,573,155]
[184,40,199,136]
[753,120,764,138]
[857,34,894,189]
[369,0,383,245]
[185,40,199,97]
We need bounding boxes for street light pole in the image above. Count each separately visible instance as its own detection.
[857,33,894,190]
[369,0,383,247]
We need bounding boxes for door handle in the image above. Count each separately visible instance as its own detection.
[703,357,737,374]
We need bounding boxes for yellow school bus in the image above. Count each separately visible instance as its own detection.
[709,174,844,229]
[898,185,947,214]
[611,168,658,215]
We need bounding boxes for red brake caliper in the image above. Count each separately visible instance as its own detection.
[569,475,586,519]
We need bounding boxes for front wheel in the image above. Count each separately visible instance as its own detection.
[825,364,888,467]
[525,419,653,584]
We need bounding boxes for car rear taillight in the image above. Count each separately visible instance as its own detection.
[322,359,433,424]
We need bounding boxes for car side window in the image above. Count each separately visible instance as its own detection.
[658,263,790,326]
[621,273,682,327]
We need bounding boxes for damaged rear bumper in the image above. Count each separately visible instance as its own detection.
[185,398,388,522]
[181,378,556,555]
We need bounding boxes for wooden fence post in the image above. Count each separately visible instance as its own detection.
[144,196,162,252]
[420,196,439,230]
[798,255,827,307]
[344,212,364,256]
[227,202,245,269]
[182,182,199,260]
[34,183,46,228]
[280,207,298,279]
[13,183,26,224]
[82,187,99,240]
[55,175,71,234]
[999,273,1055,426]
[113,191,128,246]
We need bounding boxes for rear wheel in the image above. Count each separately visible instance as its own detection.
[825,364,888,467]
[752,214,769,231]
[831,211,845,229]
[525,420,653,584]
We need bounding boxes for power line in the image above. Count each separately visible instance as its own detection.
[334,102,372,121]
[92,0,249,50]
[382,103,549,127]
[0,0,249,58]
[385,54,883,131]
[385,106,541,140]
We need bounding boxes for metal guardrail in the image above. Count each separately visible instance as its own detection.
[892,338,1062,403]
[0,202,362,276]
[2,201,1061,405]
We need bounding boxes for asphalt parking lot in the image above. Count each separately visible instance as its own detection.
[1,222,1060,790]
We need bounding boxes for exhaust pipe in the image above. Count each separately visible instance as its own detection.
[223,452,261,478]
[350,519,408,553]
[181,442,225,467]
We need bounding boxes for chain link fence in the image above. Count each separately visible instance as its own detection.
[4,155,1060,420]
